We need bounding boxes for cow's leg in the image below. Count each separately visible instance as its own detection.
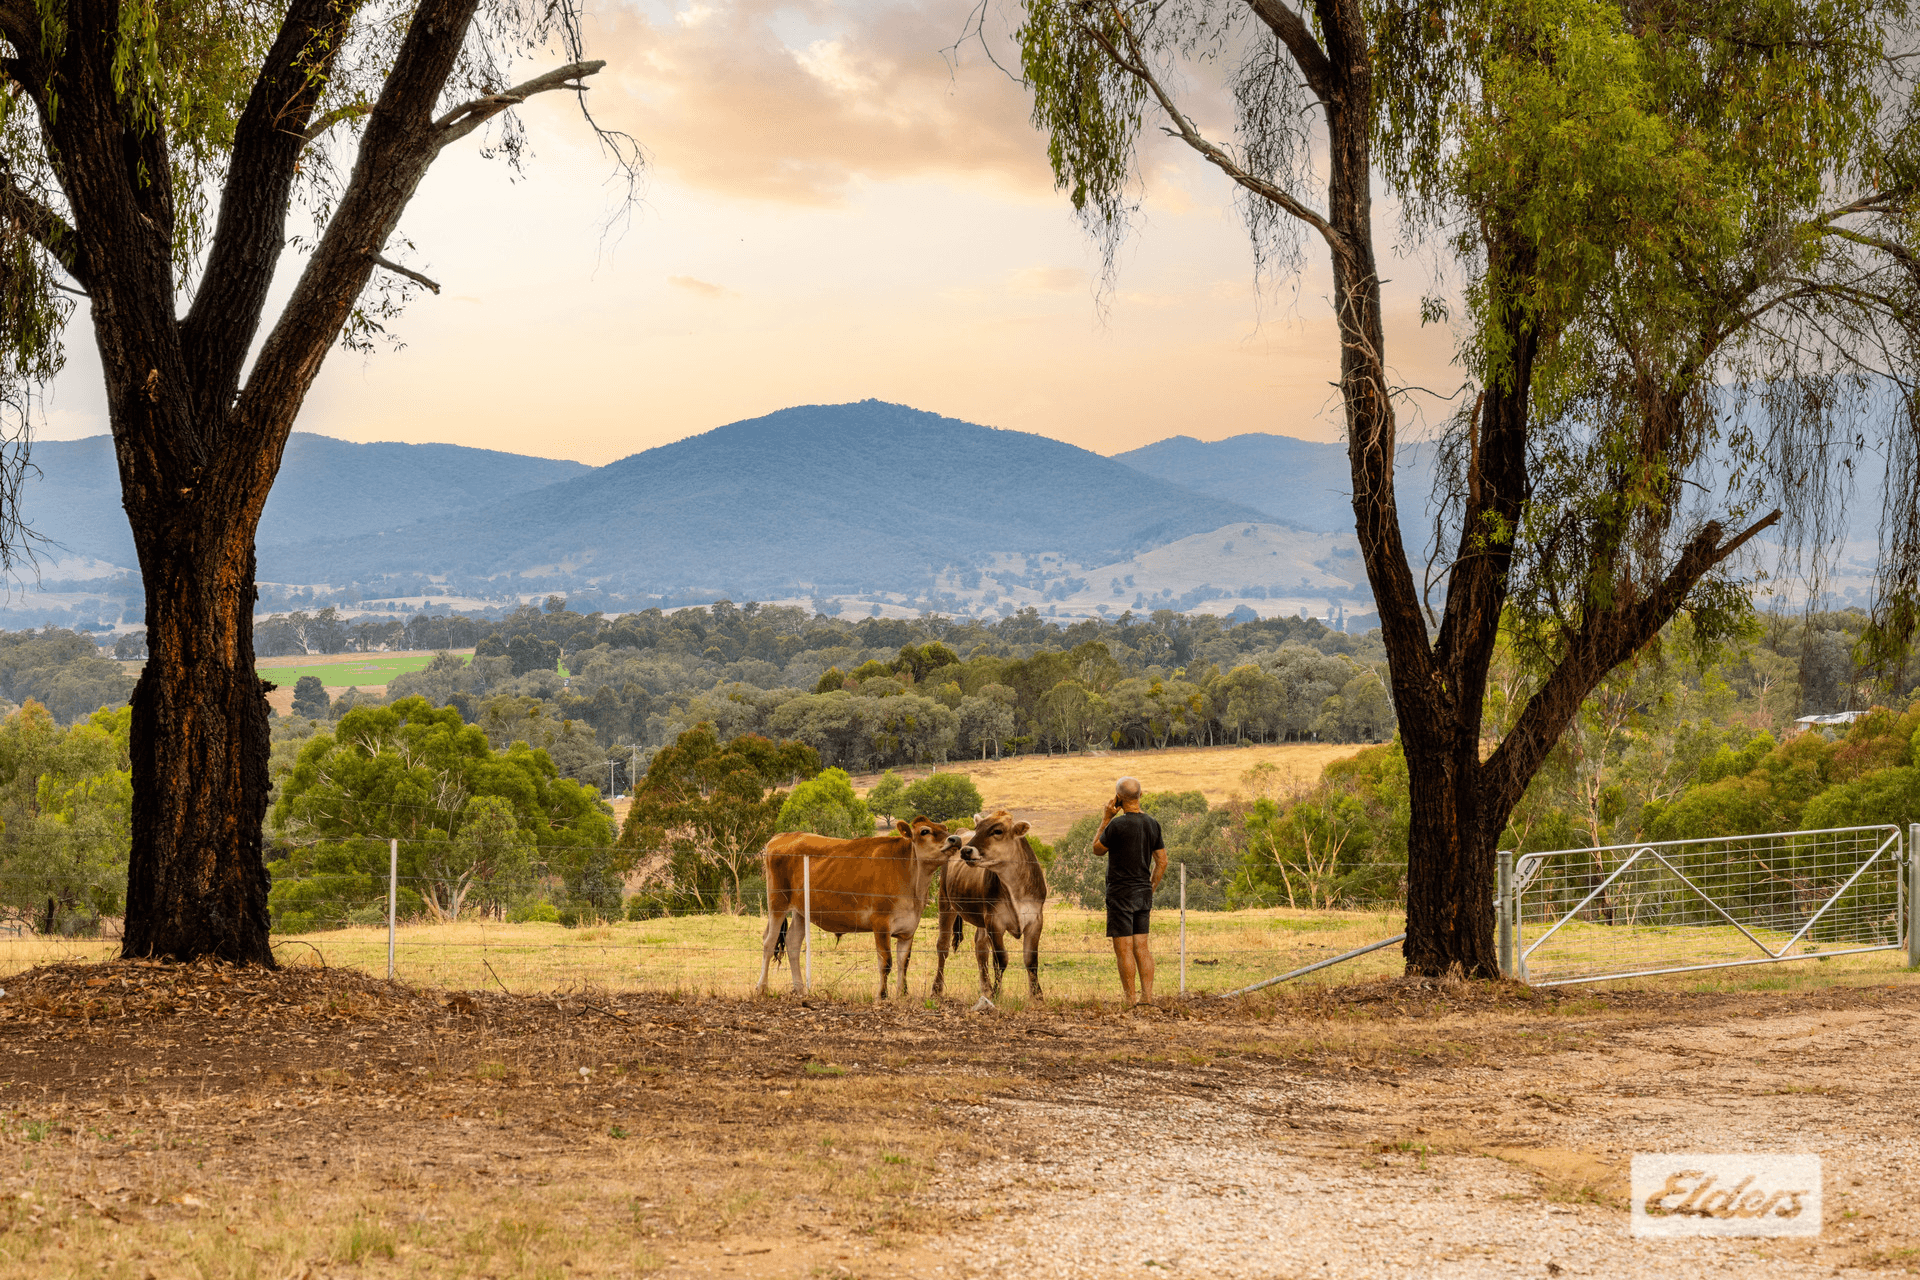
[895,928,915,999]
[757,899,786,995]
[787,908,807,993]
[988,929,1010,997]
[933,908,955,997]
[1023,920,1043,998]
[873,928,894,1001]
[973,925,993,997]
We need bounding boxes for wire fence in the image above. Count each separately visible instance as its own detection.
[1512,825,1908,986]
[0,859,1413,999]
[7,823,1913,998]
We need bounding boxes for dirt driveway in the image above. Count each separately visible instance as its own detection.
[0,962,1915,1278]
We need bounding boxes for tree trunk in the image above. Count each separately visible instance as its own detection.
[120,518,276,965]
[0,0,611,964]
[1400,732,1499,977]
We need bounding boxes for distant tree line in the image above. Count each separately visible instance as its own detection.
[19,600,1919,786]
[0,596,1915,932]
[155,602,1405,789]
[0,631,137,725]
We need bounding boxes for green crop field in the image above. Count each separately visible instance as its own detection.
[255,651,466,688]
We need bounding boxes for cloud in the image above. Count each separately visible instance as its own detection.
[592,0,1056,205]
[668,274,739,299]
[1007,266,1086,295]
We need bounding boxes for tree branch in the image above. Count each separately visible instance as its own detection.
[1712,507,1784,562]
[434,60,605,151]
[1244,0,1337,103]
[234,0,486,501]
[1817,190,1915,222]
[1819,223,1920,273]
[1480,508,1782,816]
[0,0,36,55]
[368,251,440,294]
[0,173,86,287]
[181,0,363,427]
[302,102,374,146]
[1086,12,1351,261]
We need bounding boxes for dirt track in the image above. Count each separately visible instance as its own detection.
[0,963,1916,1276]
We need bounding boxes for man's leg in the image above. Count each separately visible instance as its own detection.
[1131,933,1155,1003]
[1111,936,1138,1005]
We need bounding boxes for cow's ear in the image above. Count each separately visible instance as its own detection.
[1012,821,1030,837]
[895,819,912,838]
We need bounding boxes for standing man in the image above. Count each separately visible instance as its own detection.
[1093,777,1167,1007]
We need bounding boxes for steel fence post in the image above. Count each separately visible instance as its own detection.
[1896,825,1912,967]
[1497,849,1514,979]
[803,854,813,995]
[387,837,397,981]
[1179,863,1187,996]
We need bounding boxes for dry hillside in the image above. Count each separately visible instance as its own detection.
[854,741,1362,840]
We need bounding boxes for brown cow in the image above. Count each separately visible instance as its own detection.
[934,811,1048,1001]
[758,817,960,1000]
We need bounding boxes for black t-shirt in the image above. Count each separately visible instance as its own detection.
[1099,811,1164,891]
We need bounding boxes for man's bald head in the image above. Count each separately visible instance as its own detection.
[1116,777,1143,808]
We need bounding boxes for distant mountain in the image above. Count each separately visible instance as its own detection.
[18,434,593,569]
[269,401,1274,597]
[1117,433,1438,536]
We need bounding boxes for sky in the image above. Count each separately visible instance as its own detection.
[39,0,1465,467]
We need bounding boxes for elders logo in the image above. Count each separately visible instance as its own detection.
[1631,1154,1821,1238]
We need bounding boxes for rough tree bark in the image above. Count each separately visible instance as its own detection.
[0,0,606,962]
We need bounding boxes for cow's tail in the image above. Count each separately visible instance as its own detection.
[948,914,964,951]
[772,916,790,963]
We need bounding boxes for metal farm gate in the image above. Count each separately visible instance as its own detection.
[1499,824,1917,986]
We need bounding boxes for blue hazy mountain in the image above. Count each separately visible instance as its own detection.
[19,433,593,568]
[266,400,1276,597]
[1117,431,1445,567]
[1117,433,1440,534]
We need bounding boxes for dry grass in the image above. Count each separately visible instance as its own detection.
[6,905,1910,1007]
[857,741,1364,840]
[0,908,1407,1002]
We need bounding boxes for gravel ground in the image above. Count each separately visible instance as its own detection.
[8,961,1920,1278]
[930,999,1920,1278]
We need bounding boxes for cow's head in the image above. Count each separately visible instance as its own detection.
[960,810,1029,871]
[895,815,961,864]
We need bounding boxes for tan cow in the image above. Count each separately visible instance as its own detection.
[934,811,1048,1000]
[758,817,961,1000]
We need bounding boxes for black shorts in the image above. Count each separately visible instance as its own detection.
[1106,886,1153,938]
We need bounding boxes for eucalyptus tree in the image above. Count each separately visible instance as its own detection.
[1018,0,1920,972]
[0,0,632,962]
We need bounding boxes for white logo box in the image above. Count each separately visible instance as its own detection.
[1631,1154,1821,1238]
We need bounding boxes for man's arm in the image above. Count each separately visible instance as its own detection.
[1151,846,1168,890]
[1092,801,1118,856]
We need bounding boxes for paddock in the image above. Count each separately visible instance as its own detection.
[0,905,1419,999]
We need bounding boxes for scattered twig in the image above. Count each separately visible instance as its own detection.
[481,957,512,996]
[270,939,329,970]
[582,1001,633,1024]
